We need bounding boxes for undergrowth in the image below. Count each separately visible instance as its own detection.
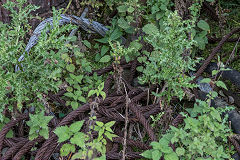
[0,0,239,159]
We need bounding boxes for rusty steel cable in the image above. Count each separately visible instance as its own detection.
[194,27,240,81]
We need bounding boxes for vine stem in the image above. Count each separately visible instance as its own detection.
[63,0,72,14]
[121,78,130,160]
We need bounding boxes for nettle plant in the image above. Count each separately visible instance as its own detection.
[137,11,198,101]
[54,120,117,159]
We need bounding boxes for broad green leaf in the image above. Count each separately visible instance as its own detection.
[197,20,210,31]
[212,70,218,76]
[39,129,49,139]
[141,150,153,159]
[88,90,96,97]
[54,126,71,142]
[69,120,84,133]
[100,45,109,56]
[142,23,159,35]
[164,152,179,160]
[210,110,222,122]
[127,6,135,13]
[216,81,228,90]
[100,91,106,99]
[68,36,77,42]
[129,41,142,50]
[82,40,91,49]
[110,28,122,41]
[60,143,76,156]
[99,55,111,63]
[118,17,130,29]
[104,132,117,141]
[78,96,86,103]
[176,147,185,156]
[96,121,104,127]
[200,78,211,84]
[117,5,128,13]
[64,92,75,98]
[152,150,162,160]
[70,132,87,147]
[66,64,75,73]
[95,37,108,43]
[105,121,115,128]
[71,101,78,110]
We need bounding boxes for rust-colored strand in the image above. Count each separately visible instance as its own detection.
[208,37,240,44]
[103,74,113,96]
[35,104,90,159]
[228,136,240,155]
[171,114,185,127]
[106,151,143,159]
[110,143,119,153]
[3,139,29,160]
[3,138,15,148]
[143,104,162,118]
[194,28,240,81]
[0,114,29,160]
[129,59,138,83]
[12,137,44,160]
[129,103,157,141]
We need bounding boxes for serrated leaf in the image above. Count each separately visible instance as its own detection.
[210,110,222,122]
[39,129,49,139]
[164,152,179,160]
[101,45,109,56]
[117,5,128,13]
[129,41,142,50]
[142,23,159,35]
[176,147,185,156]
[66,64,75,73]
[197,20,210,31]
[60,144,76,156]
[118,17,130,29]
[54,126,71,142]
[141,150,153,159]
[152,150,162,160]
[216,81,228,90]
[70,132,87,147]
[99,55,111,63]
[69,120,84,133]
[110,28,122,41]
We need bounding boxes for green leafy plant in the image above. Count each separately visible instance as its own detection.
[138,11,198,101]
[0,0,77,120]
[170,99,234,160]
[141,133,178,160]
[26,111,53,140]
[94,121,118,143]
[54,120,86,156]
[54,119,117,159]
